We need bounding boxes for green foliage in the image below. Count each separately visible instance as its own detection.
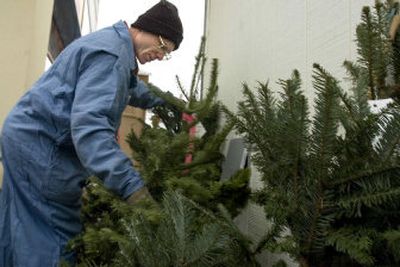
[127,38,250,218]
[227,64,400,266]
[223,1,400,265]
[71,38,253,266]
[71,182,258,266]
[127,91,250,218]
[349,0,400,99]
[383,228,400,262]
[355,1,392,99]
[116,191,255,267]
[326,227,375,266]
[68,177,162,266]
[272,260,288,267]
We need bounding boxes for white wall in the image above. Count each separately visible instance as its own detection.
[0,0,53,128]
[0,0,53,187]
[205,1,374,266]
[205,0,373,112]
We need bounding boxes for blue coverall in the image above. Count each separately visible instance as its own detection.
[0,21,163,266]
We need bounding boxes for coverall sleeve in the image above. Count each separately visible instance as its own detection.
[128,79,165,108]
[71,52,143,199]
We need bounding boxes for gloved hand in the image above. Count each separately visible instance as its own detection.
[126,186,152,205]
[163,91,187,111]
[153,101,183,133]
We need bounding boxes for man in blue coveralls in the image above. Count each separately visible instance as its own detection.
[0,1,183,265]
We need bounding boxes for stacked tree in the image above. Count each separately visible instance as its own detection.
[129,37,251,218]
[69,38,255,266]
[227,64,400,267]
[223,2,400,266]
[352,0,400,99]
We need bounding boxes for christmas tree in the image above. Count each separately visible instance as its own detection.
[68,2,400,265]
[351,0,400,99]
[69,38,255,266]
[128,37,251,217]
[222,2,400,265]
[226,64,400,266]
[69,179,257,267]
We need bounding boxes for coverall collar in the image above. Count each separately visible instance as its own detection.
[113,20,138,71]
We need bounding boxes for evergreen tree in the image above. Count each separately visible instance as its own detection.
[351,0,400,99]
[69,179,257,267]
[69,38,254,266]
[225,64,400,267]
[223,2,400,265]
[130,37,251,217]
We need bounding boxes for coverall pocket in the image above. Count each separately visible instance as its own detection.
[43,146,88,203]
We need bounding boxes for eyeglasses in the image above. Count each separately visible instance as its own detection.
[157,35,171,60]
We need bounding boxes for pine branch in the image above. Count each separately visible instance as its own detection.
[383,229,400,262]
[253,223,286,255]
[327,165,400,187]
[236,82,277,163]
[176,75,190,101]
[198,42,207,101]
[357,6,377,98]
[375,108,400,161]
[374,1,390,95]
[343,60,370,118]
[338,187,400,209]
[276,70,309,204]
[310,63,341,181]
[326,227,376,266]
[189,37,206,101]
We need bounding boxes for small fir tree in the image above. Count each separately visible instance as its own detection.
[225,64,400,267]
[70,38,254,266]
[69,180,257,267]
[351,0,400,99]
[223,1,400,266]
[130,37,251,217]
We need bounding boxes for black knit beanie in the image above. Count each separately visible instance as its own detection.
[131,0,183,50]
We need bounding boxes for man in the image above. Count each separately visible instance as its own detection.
[0,0,183,265]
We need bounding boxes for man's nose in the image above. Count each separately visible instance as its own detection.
[156,52,164,60]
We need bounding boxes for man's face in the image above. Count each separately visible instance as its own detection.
[134,31,175,64]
